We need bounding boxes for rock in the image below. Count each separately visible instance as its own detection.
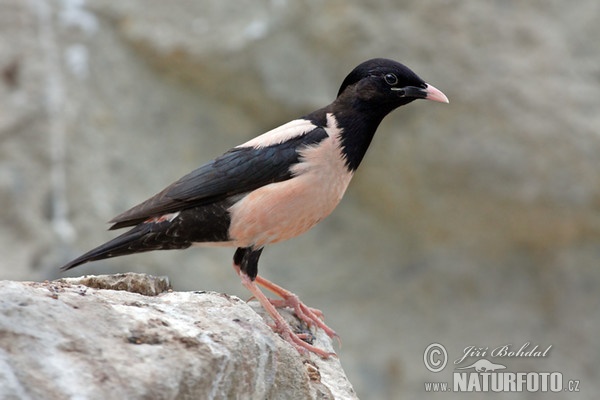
[0,273,357,400]
[58,272,172,296]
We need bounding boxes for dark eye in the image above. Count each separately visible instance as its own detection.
[384,73,398,86]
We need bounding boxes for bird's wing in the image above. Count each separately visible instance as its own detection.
[108,124,328,229]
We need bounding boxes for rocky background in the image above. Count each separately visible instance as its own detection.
[1,1,599,399]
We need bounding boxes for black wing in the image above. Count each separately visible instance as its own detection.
[109,127,328,229]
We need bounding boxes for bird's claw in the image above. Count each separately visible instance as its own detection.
[268,295,339,340]
[270,319,337,358]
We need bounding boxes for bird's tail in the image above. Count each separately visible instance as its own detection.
[60,223,190,271]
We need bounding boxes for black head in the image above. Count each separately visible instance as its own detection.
[336,58,448,114]
[320,58,447,172]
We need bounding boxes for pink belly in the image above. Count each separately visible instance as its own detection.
[228,171,351,248]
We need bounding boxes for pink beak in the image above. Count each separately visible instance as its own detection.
[424,83,449,103]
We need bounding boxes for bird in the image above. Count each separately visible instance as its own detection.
[60,58,448,358]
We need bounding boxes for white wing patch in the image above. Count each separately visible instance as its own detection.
[237,119,318,149]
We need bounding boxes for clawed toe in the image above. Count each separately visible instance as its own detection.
[237,269,339,358]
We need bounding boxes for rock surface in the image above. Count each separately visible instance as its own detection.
[0,274,356,400]
[1,1,599,398]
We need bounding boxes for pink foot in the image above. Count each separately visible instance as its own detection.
[235,267,337,358]
[254,275,339,341]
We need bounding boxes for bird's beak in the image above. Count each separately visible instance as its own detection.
[393,83,449,103]
[422,83,449,103]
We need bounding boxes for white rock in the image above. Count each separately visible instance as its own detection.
[0,274,357,400]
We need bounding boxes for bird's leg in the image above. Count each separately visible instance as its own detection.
[253,275,339,341]
[233,247,335,358]
[237,268,336,358]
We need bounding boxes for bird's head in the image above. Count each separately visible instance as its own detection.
[336,58,448,114]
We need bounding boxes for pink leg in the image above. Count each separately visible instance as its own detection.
[254,275,339,340]
[234,266,336,358]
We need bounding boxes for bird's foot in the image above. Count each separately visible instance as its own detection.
[268,316,335,358]
[236,270,336,358]
[254,275,340,342]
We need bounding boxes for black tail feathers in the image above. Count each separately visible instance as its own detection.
[59,223,192,271]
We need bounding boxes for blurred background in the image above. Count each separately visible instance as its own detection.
[1,1,599,398]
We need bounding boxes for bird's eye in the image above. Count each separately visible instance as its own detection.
[384,73,398,86]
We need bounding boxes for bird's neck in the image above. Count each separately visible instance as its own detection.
[306,100,389,172]
[335,110,383,171]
